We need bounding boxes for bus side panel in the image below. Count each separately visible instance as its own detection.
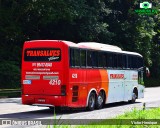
[68,69,106,108]
[106,70,125,103]
[68,69,110,108]
[86,69,102,105]
[123,70,132,101]
[68,69,87,107]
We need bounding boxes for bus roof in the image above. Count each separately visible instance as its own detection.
[78,42,142,57]
[78,42,122,51]
[25,40,142,57]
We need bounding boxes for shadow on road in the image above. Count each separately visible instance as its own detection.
[0,101,141,119]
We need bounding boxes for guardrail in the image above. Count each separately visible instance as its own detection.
[0,89,21,98]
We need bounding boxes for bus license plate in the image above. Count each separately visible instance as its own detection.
[38,99,46,103]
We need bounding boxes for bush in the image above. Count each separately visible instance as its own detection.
[0,61,20,89]
[144,77,160,87]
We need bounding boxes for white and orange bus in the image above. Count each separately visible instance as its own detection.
[22,40,145,111]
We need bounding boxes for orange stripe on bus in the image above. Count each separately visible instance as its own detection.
[99,70,109,99]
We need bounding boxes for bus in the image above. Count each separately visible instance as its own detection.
[21,40,146,111]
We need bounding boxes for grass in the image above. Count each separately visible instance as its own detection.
[76,108,160,128]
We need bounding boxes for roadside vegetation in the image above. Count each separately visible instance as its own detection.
[45,108,160,128]
[77,108,160,128]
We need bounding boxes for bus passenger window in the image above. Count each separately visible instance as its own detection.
[104,53,107,68]
[80,49,86,67]
[117,54,123,68]
[87,51,92,67]
[70,48,75,67]
[92,51,98,68]
[123,55,127,69]
[113,54,118,68]
[70,48,80,67]
[74,49,80,67]
[107,53,113,68]
[132,56,137,69]
[98,52,103,68]
[98,52,106,68]
[128,56,132,69]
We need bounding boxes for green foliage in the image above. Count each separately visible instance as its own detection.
[145,77,160,87]
[0,0,159,88]
[75,108,160,128]
[0,61,20,89]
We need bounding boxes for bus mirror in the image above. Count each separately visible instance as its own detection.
[146,67,150,77]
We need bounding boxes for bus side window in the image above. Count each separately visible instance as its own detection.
[98,52,107,68]
[74,49,80,67]
[131,56,133,69]
[117,54,123,69]
[98,52,103,68]
[133,56,138,69]
[87,50,92,67]
[131,55,137,69]
[128,55,131,69]
[70,48,80,68]
[107,53,113,68]
[92,51,98,68]
[70,48,75,67]
[123,55,127,69]
[80,49,86,67]
[113,53,117,68]
[103,52,107,68]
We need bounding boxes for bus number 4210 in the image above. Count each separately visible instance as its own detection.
[49,79,61,85]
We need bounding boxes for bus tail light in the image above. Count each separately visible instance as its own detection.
[61,85,66,96]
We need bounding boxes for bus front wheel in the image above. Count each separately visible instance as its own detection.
[129,89,138,103]
[87,92,96,111]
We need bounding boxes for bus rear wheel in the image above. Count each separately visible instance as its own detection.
[96,91,104,109]
[87,92,96,111]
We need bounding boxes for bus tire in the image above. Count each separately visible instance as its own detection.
[129,89,138,103]
[96,91,104,109]
[87,92,96,111]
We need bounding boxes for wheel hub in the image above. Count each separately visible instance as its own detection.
[98,95,103,105]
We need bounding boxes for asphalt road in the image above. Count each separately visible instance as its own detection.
[0,87,160,127]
